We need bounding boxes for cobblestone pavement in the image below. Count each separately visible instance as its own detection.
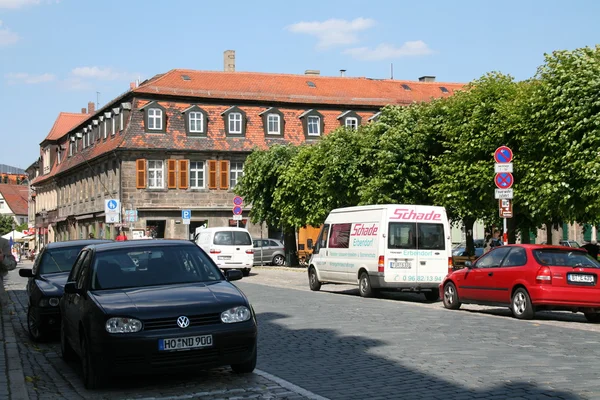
[1,264,323,400]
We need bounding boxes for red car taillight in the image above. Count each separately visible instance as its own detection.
[246,249,254,254]
[209,249,221,254]
[447,257,454,275]
[378,255,385,273]
[535,266,552,284]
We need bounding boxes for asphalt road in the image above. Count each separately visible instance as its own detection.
[3,264,599,399]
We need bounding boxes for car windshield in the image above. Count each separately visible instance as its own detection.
[91,245,224,290]
[39,246,85,274]
[533,249,600,268]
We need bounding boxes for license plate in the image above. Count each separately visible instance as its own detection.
[158,335,213,351]
[390,261,412,269]
[567,274,595,284]
[218,256,231,260]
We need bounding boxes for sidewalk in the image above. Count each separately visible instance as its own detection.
[0,274,29,400]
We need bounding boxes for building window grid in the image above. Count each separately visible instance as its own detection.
[307,116,321,136]
[148,108,163,130]
[189,112,204,133]
[189,161,205,189]
[267,114,280,135]
[228,113,242,134]
[230,162,244,188]
[345,117,358,130]
[112,118,116,135]
[120,113,124,131]
[147,160,164,189]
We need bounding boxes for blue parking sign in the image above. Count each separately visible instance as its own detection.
[182,210,191,220]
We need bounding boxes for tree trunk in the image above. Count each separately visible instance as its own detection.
[283,226,299,266]
[507,217,517,244]
[463,217,476,256]
[520,227,531,244]
[545,222,553,245]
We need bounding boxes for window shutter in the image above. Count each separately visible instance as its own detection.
[219,160,229,190]
[136,159,146,189]
[167,159,177,189]
[178,159,189,189]
[208,160,217,189]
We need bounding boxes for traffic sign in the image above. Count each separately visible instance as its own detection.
[105,199,121,224]
[105,199,119,212]
[494,172,514,189]
[233,205,243,215]
[494,163,513,173]
[182,210,191,220]
[233,196,243,206]
[232,214,242,220]
[499,199,513,218]
[495,189,513,199]
[494,146,513,163]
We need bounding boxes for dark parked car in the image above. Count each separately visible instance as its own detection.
[253,238,285,266]
[18,239,113,341]
[60,240,257,389]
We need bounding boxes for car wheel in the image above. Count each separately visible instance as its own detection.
[308,267,321,291]
[511,288,534,320]
[60,321,76,362]
[27,306,46,342]
[81,333,104,389]
[584,313,600,323]
[272,254,285,266]
[443,282,461,310]
[231,347,257,374]
[242,269,250,277]
[359,272,374,298]
[424,290,439,302]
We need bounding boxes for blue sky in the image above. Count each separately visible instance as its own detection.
[1,0,599,169]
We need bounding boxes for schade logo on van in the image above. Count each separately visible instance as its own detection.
[351,223,379,236]
[391,208,442,221]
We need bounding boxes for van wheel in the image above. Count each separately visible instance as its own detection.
[242,269,250,277]
[511,288,534,320]
[308,267,321,291]
[424,290,439,302]
[359,272,374,298]
[585,313,600,323]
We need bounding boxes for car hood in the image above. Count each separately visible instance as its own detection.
[91,281,248,319]
[37,272,70,296]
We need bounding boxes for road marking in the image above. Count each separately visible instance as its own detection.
[255,369,330,400]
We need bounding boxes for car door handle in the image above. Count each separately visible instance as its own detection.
[488,272,493,276]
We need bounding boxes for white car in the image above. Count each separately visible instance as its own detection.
[195,227,254,276]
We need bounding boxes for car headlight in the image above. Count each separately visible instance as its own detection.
[39,297,60,307]
[221,306,251,323]
[105,317,143,334]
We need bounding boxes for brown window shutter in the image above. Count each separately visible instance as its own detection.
[167,159,177,189]
[208,160,217,189]
[219,160,229,190]
[178,159,189,189]
[136,159,146,189]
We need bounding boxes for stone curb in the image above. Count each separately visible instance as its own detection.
[252,266,307,272]
[0,275,29,400]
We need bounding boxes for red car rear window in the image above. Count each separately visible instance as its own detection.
[532,249,600,268]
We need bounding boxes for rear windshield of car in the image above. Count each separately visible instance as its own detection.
[90,245,223,290]
[213,231,252,246]
[39,246,85,274]
[388,222,445,250]
[533,249,600,268]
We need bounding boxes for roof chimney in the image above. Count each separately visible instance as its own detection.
[418,76,436,82]
[224,50,235,72]
[81,107,87,114]
[340,69,346,77]
[87,101,95,115]
[305,69,320,76]
[130,82,136,90]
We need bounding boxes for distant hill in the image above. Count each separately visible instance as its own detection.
[0,164,25,174]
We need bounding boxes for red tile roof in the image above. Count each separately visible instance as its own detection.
[43,112,90,142]
[134,70,464,107]
[0,184,28,215]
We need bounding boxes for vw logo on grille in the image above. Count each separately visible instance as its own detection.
[177,316,190,328]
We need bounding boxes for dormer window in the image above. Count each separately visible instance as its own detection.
[221,106,247,136]
[148,108,162,130]
[182,105,208,136]
[140,101,167,133]
[307,116,320,136]
[337,110,362,129]
[299,109,324,138]
[69,139,74,157]
[345,117,358,129]
[229,113,242,133]
[259,107,285,137]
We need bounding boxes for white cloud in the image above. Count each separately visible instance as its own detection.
[0,20,19,46]
[343,40,434,61]
[5,72,55,84]
[0,0,59,9]
[71,66,136,81]
[287,17,375,49]
[62,77,92,91]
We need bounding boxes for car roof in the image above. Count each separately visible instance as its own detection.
[84,239,197,252]
[45,239,114,249]
[501,244,587,252]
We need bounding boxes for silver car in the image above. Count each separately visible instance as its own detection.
[253,239,285,266]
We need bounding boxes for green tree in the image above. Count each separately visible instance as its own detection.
[0,215,16,237]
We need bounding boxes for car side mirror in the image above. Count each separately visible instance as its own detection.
[64,282,79,294]
[226,269,243,282]
[19,269,34,278]
[465,261,473,269]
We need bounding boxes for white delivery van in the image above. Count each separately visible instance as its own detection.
[307,204,452,300]
[195,227,254,276]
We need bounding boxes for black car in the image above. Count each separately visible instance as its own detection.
[18,239,113,341]
[59,240,257,389]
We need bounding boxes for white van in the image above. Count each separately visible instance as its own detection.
[195,227,254,276]
[307,204,453,300]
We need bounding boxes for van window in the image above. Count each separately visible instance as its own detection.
[213,231,252,246]
[417,224,445,250]
[313,224,330,254]
[329,223,351,248]
[388,222,416,249]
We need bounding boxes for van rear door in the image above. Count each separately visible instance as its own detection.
[385,221,418,283]
[415,222,448,284]
[212,230,253,267]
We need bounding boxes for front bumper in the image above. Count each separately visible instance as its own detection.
[38,307,61,332]
[90,321,257,375]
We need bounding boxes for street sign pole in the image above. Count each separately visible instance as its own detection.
[494,146,514,245]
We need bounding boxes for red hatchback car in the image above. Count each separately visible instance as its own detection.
[439,244,600,322]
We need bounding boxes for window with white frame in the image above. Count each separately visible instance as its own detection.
[148,108,163,130]
[189,161,205,189]
[230,162,244,188]
[189,112,203,133]
[228,112,242,134]
[69,141,74,156]
[345,117,358,130]
[112,118,116,135]
[120,113,124,131]
[147,160,164,189]
[103,121,107,139]
[57,149,62,164]
[307,116,321,136]
[267,114,280,135]
[0,201,4,209]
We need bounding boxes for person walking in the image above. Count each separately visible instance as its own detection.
[116,229,128,241]
[0,236,17,277]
